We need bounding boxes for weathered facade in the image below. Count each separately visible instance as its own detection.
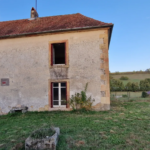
[0,8,113,114]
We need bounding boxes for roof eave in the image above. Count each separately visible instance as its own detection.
[0,24,113,40]
[108,24,114,49]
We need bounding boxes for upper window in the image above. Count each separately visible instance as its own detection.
[51,43,66,65]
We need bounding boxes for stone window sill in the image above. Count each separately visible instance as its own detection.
[50,65,69,68]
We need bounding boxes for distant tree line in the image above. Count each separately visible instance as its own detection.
[110,68,150,74]
[110,76,150,92]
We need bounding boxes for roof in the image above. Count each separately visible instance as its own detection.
[0,13,113,38]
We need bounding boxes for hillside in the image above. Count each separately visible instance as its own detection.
[110,72,150,85]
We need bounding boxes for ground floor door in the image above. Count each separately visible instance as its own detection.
[52,82,67,108]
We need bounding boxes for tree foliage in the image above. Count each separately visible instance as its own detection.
[145,68,150,72]
[110,78,124,91]
[141,91,149,98]
[140,80,150,91]
[131,82,139,92]
[124,82,132,91]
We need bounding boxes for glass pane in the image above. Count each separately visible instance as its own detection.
[53,88,58,100]
[61,88,66,100]
[61,83,66,87]
[53,101,59,105]
[53,83,58,87]
[61,100,66,105]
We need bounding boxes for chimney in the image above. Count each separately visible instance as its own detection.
[30,7,39,19]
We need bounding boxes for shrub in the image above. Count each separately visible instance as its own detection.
[122,94,128,97]
[141,91,149,98]
[110,78,124,91]
[120,76,129,80]
[145,78,150,84]
[140,80,150,91]
[131,82,139,92]
[69,83,95,111]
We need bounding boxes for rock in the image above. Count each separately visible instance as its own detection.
[25,127,60,150]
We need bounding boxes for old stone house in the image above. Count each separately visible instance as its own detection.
[0,8,113,114]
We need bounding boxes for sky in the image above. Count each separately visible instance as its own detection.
[0,0,150,73]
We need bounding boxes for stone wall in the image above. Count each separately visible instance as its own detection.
[0,28,110,114]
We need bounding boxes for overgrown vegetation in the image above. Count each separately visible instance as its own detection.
[30,127,55,139]
[69,83,95,111]
[141,91,149,98]
[0,100,150,149]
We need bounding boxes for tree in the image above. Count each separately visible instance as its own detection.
[145,68,150,72]
[145,78,150,84]
[140,80,150,91]
[125,82,132,99]
[131,82,139,92]
[110,78,124,97]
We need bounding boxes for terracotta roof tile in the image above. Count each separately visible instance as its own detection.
[0,13,113,37]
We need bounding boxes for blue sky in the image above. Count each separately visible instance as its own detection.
[0,0,150,72]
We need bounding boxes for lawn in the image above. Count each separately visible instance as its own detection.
[0,100,150,150]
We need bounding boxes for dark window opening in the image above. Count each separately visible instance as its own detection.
[52,43,65,64]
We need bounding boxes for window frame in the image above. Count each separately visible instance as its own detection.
[49,40,69,68]
[52,82,67,107]
[49,79,70,108]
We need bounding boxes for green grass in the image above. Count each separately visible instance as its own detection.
[1,100,150,150]
[111,91,143,97]
[121,79,141,85]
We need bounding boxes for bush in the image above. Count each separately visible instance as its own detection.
[141,91,149,98]
[110,78,124,91]
[145,78,150,83]
[120,76,129,80]
[69,83,95,111]
[140,80,150,91]
[122,94,128,97]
